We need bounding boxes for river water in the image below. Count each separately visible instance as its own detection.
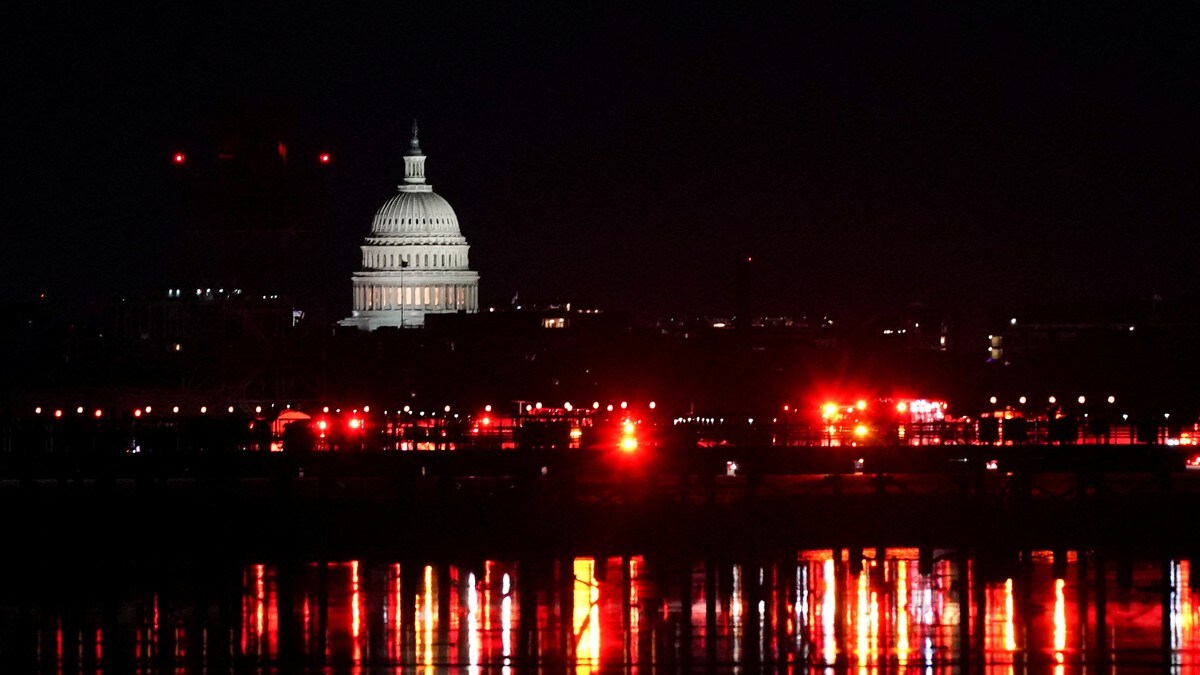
[0,547,1195,673]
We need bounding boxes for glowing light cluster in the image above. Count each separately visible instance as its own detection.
[619,419,638,452]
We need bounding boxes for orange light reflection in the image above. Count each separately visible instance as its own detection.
[423,565,434,673]
[1005,579,1016,652]
[821,559,836,665]
[573,558,600,672]
[390,563,402,661]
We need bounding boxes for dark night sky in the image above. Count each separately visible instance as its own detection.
[5,3,1199,320]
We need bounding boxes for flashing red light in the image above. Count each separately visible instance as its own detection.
[480,416,491,426]
[54,409,63,418]
[94,409,103,418]
[348,418,362,430]
[619,418,638,452]
[317,420,328,431]
[319,153,331,164]
[172,152,186,165]
[134,409,143,418]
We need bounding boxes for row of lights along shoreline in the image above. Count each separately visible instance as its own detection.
[22,396,1200,451]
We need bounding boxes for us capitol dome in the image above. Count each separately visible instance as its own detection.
[340,122,480,330]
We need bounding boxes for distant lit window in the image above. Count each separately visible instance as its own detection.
[542,318,567,329]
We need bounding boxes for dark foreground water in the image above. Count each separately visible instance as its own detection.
[0,547,1196,673]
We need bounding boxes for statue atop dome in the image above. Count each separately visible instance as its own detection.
[407,119,422,156]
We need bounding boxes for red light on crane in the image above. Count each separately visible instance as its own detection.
[172,152,186,165]
[318,153,331,164]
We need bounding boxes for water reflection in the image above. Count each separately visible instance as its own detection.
[3,550,1197,672]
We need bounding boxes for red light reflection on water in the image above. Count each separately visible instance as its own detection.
[1053,576,1067,671]
[386,563,402,662]
[240,564,277,660]
[1174,560,1199,666]
[24,550,1200,671]
[350,560,362,664]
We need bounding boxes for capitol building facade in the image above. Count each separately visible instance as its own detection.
[340,123,480,330]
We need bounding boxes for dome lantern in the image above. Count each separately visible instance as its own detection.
[403,119,427,185]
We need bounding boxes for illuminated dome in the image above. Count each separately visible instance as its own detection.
[340,121,480,330]
[369,191,461,237]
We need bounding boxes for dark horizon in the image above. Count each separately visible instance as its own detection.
[8,4,1199,319]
